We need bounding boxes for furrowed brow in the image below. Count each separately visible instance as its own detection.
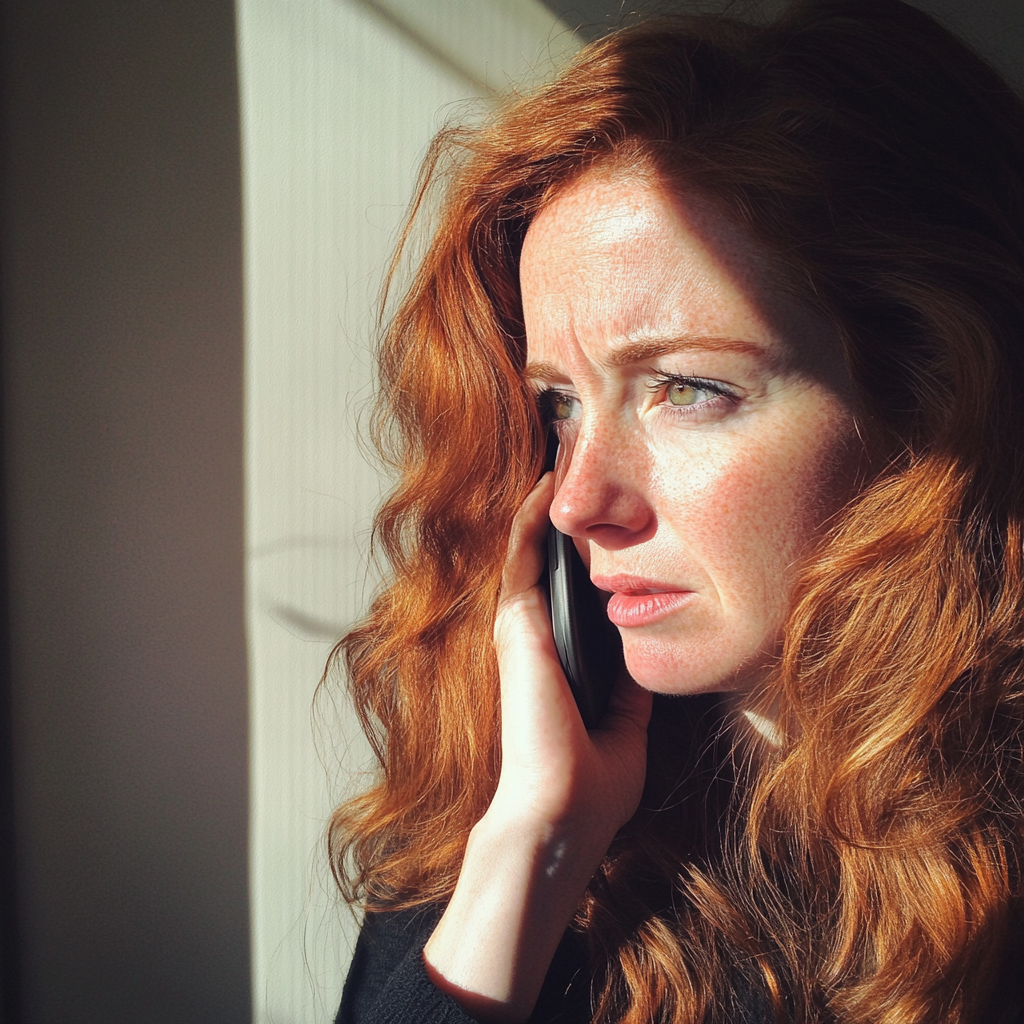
[525,337,769,382]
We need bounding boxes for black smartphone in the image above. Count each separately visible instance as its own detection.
[541,435,625,729]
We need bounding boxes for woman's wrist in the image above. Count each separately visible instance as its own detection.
[422,810,606,1023]
[473,801,613,900]
[479,789,617,878]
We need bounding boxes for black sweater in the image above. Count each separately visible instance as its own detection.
[335,903,771,1023]
[336,904,593,1024]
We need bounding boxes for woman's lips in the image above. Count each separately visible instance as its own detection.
[592,575,695,628]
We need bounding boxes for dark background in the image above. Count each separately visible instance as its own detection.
[1,1,1021,1022]
[1,2,249,1022]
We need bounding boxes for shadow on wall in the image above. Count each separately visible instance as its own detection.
[540,0,1024,93]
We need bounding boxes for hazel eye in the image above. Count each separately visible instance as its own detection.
[666,381,707,406]
[648,374,734,414]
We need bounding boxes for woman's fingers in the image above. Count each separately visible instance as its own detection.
[500,473,554,598]
[493,472,561,705]
[494,471,568,735]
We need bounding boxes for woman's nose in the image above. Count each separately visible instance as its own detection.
[547,421,654,548]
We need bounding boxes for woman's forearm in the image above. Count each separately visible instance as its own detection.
[422,809,607,1023]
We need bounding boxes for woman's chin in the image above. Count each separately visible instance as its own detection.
[621,635,751,696]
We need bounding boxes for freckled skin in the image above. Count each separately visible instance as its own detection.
[520,168,862,695]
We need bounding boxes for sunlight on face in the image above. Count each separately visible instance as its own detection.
[521,166,863,695]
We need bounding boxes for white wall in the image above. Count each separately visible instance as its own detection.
[236,3,577,1021]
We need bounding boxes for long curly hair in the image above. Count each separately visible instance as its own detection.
[328,2,1024,1021]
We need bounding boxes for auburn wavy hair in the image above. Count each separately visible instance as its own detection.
[328,1,1024,1021]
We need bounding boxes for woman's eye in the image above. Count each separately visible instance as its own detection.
[666,381,712,406]
[652,376,728,410]
[539,389,580,423]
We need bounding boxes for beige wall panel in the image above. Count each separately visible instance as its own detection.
[237,2,577,1021]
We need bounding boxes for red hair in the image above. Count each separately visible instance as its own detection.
[329,2,1024,1020]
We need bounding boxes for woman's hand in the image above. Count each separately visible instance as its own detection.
[423,473,653,1023]
[490,471,652,843]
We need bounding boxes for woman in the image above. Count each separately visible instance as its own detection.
[331,1,1024,1021]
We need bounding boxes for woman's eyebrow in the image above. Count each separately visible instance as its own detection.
[524,337,768,382]
[523,360,568,382]
[606,335,768,367]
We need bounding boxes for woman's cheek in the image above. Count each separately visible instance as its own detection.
[653,423,839,617]
[652,432,792,571]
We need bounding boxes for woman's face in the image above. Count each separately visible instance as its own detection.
[520,167,863,695]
